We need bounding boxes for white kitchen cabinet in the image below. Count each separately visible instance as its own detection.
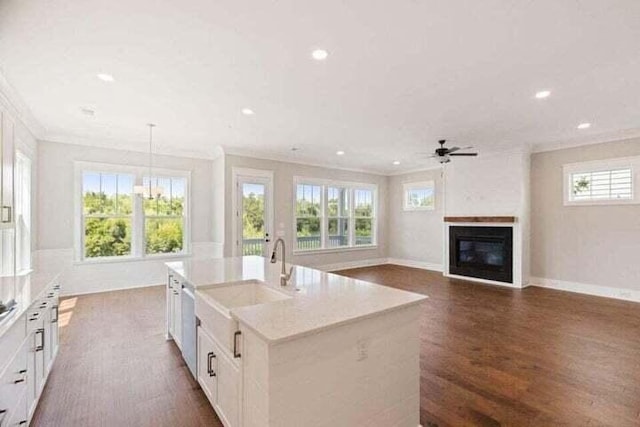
[166,273,183,349]
[197,326,240,427]
[197,327,217,404]
[167,273,175,337]
[215,341,240,427]
[1,278,60,426]
[172,282,182,350]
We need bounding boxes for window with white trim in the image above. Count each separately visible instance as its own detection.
[143,176,187,255]
[563,157,638,206]
[82,172,134,258]
[77,162,190,261]
[294,179,377,251]
[403,181,435,211]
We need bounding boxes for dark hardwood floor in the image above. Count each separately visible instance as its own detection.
[339,265,640,427]
[32,265,640,426]
[31,286,222,427]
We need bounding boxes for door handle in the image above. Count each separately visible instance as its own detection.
[1,206,11,223]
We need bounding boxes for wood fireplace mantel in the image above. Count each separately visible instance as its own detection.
[444,216,517,223]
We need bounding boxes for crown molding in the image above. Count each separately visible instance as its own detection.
[0,68,46,139]
[531,128,640,154]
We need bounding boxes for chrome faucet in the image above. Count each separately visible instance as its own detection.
[270,238,294,286]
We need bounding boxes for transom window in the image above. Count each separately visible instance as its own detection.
[77,162,190,261]
[294,179,377,252]
[403,181,435,211]
[563,157,638,206]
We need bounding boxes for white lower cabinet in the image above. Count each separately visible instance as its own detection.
[167,274,182,349]
[0,282,60,426]
[215,343,240,427]
[197,326,240,427]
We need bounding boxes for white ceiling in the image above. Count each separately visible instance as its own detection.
[1,0,639,174]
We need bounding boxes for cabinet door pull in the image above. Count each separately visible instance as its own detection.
[14,378,25,384]
[233,331,242,358]
[52,305,59,323]
[35,328,45,351]
[207,352,216,377]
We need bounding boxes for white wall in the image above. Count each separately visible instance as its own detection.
[531,137,640,300]
[387,169,443,269]
[224,155,388,269]
[386,149,531,286]
[36,140,222,295]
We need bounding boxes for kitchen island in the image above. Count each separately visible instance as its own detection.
[166,256,426,427]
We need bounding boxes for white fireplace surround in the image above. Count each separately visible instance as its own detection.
[443,220,524,289]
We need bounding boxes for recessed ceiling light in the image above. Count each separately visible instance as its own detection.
[311,49,329,61]
[97,73,114,82]
[336,150,345,156]
[392,160,400,165]
[80,107,95,117]
[535,90,551,99]
[577,122,591,129]
[241,108,255,115]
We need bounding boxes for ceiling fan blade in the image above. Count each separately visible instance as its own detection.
[447,147,461,153]
[449,152,478,156]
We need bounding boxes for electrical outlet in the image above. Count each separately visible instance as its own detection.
[356,338,370,361]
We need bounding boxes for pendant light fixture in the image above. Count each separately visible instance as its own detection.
[133,123,164,199]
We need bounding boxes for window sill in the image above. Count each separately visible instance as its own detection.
[403,207,436,212]
[293,244,378,256]
[74,252,192,266]
[564,199,637,207]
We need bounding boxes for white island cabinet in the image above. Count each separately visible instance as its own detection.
[167,256,426,427]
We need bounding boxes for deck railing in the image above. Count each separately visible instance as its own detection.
[242,235,373,255]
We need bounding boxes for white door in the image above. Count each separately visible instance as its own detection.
[234,173,273,257]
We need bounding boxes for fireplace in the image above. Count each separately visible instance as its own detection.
[449,226,513,283]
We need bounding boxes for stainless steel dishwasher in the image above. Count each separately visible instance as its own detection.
[180,284,197,379]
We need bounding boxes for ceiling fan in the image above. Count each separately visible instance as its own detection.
[430,139,478,163]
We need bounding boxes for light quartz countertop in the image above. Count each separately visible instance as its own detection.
[0,269,62,337]
[166,256,427,343]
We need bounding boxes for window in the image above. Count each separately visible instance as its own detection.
[143,176,186,255]
[15,152,32,272]
[295,184,322,250]
[563,157,638,206]
[403,181,435,211]
[294,179,377,252]
[77,162,189,261]
[327,187,349,248]
[354,189,374,245]
[82,172,134,258]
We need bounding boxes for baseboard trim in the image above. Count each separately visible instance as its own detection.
[319,257,444,273]
[386,258,443,273]
[62,282,163,297]
[317,258,388,272]
[531,277,640,303]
